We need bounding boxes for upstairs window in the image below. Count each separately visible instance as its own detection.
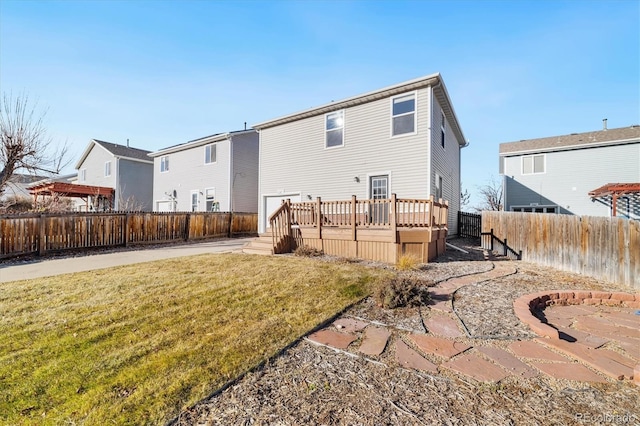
[391,93,416,136]
[80,169,86,182]
[440,111,446,148]
[205,144,217,164]
[522,154,545,174]
[160,156,169,173]
[104,161,111,177]
[325,110,344,148]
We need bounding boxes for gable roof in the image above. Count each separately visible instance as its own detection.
[75,139,153,169]
[148,129,256,157]
[252,73,467,146]
[499,125,640,156]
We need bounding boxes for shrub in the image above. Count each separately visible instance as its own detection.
[395,254,421,271]
[293,245,324,257]
[374,276,432,309]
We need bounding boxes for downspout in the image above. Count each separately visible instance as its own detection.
[114,157,120,210]
[257,128,264,234]
[228,135,233,213]
[428,84,434,198]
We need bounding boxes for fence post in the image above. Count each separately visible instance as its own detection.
[185,213,191,241]
[316,197,322,239]
[390,193,397,242]
[351,195,357,241]
[490,228,494,251]
[503,238,508,256]
[518,250,522,260]
[123,213,129,247]
[38,213,46,256]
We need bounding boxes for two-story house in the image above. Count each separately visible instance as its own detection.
[499,124,640,218]
[252,73,467,234]
[149,130,259,212]
[75,139,154,211]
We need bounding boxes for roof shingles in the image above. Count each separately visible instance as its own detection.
[499,126,640,155]
[93,140,152,162]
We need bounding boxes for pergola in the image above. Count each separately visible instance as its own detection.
[588,183,640,217]
[28,182,115,211]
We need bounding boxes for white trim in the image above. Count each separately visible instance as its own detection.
[390,91,418,138]
[521,153,546,175]
[160,155,169,173]
[324,110,345,149]
[366,171,392,199]
[260,192,301,233]
[190,190,199,212]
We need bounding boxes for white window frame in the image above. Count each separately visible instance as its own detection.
[160,156,169,173]
[440,111,446,149]
[80,168,86,182]
[325,110,344,149]
[204,144,217,164]
[205,187,218,211]
[521,154,545,175]
[190,190,199,212]
[511,205,557,214]
[104,161,111,177]
[390,91,417,137]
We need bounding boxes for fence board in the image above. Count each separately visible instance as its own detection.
[482,211,639,289]
[0,211,257,259]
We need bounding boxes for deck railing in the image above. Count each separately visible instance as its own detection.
[290,194,448,229]
[268,200,293,254]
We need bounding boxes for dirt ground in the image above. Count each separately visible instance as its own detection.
[173,238,639,426]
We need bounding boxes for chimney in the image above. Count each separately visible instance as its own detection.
[126,138,130,147]
[602,118,607,131]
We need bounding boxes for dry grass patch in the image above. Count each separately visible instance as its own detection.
[0,253,392,425]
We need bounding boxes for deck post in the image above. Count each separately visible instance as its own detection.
[351,195,357,241]
[429,195,435,228]
[390,193,397,242]
[316,197,322,239]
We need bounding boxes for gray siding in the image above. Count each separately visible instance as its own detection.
[259,85,468,233]
[153,140,231,212]
[231,132,259,213]
[77,144,117,189]
[430,96,462,234]
[117,159,153,211]
[502,142,640,218]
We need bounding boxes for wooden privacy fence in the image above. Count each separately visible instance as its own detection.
[0,211,258,259]
[481,211,639,289]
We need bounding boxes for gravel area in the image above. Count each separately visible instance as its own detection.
[172,238,640,425]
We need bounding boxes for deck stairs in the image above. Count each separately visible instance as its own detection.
[242,231,275,255]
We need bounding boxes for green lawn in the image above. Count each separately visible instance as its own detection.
[0,253,392,425]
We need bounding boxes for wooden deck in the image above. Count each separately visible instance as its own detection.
[268,194,449,263]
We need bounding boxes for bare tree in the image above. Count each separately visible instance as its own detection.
[460,184,471,211]
[0,93,69,195]
[475,176,503,212]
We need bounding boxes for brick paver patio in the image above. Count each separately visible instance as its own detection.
[306,262,640,386]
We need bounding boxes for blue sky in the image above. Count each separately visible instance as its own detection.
[1,0,638,207]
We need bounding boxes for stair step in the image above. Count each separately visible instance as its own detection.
[248,240,274,249]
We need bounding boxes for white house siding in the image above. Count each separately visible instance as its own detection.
[430,96,462,235]
[259,87,433,233]
[117,159,153,211]
[231,132,259,213]
[153,140,231,212]
[502,142,640,217]
[78,144,117,189]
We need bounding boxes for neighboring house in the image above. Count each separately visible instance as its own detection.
[0,173,46,200]
[75,139,154,211]
[149,130,259,212]
[499,124,640,219]
[252,72,467,234]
